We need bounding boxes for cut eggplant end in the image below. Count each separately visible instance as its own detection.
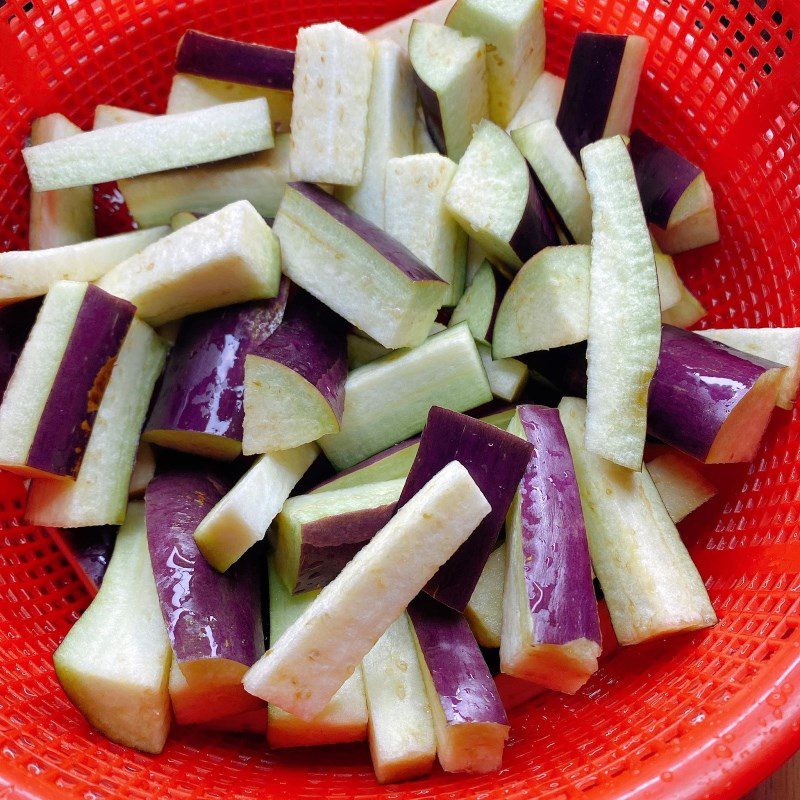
[448,260,498,343]
[646,450,717,523]
[465,544,505,649]
[242,355,342,455]
[477,343,529,402]
[500,639,600,695]
[507,71,565,131]
[493,673,543,710]
[435,721,509,775]
[661,279,707,328]
[142,429,243,461]
[651,203,721,254]
[129,443,155,498]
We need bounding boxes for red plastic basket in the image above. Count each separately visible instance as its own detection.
[0,0,799,797]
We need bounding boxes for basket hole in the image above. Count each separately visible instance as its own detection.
[735,29,745,41]
[772,10,782,24]
[720,14,730,26]
[745,12,756,25]
[779,623,797,640]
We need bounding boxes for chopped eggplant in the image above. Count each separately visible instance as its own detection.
[128,442,156,498]
[366,0,452,46]
[477,343,529,402]
[507,71,564,131]
[647,450,717,523]
[448,261,501,343]
[465,543,505,648]
[0,299,42,398]
[661,279,707,328]
[51,526,116,596]
[92,104,153,128]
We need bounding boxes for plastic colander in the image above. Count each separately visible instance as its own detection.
[0,0,799,797]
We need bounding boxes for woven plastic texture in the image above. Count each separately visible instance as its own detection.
[0,0,799,797]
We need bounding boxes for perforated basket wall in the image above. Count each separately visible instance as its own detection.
[1,0,799,797]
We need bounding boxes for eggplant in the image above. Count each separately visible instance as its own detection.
[23,99,273,191]
[319,324,491,470]
[661,278,707,328]
[501,405,601,694]
[144,280,289,460]
[194,443,318,572]
[0,281,135,479]
[275,478,404,594]
[346,332,392,370]
[242,461,491,719]
[559,397,717,645]
[28,113,95,249]
[362,613,436,783]
[477,343,529,402]
[51,526,116,596]
[398,406,533,610]
[242,290,348,454]
[128,442,155,498]
[507,70,564,131]
[92,104,152,128]
[366,0,451,46]
[448,261,501,343]
[646,450,717,523]
[445,120,557,274]
[145,471,265,722]
[98,200,282,327]
[26,319,168,527]
[408,596,509,774]
[446,0,545,128]
[53,503,172,753]
[649,325,785,463]
[273,182,448,349]
[465,543,505,648]
[0,298,41,398]
[698,327,800,410]
[290,22,373,186]
[0,227,168,303]
[385,153,467,306]
[582,136,661,470]
[556,32,648,160]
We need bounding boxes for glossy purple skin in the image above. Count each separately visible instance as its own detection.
[59,526,116,592]
[509,170,559,263]
[648,325,780,461]
[288,183,446,285]
[408,595,507,727]
[27,285,135,477]
[629,130,703,228]
[293,502,397,594]
[176,30,295,90]
[414,75,446,155]
[248,290,348,422]
[145,471,264,666]
[0,298,40,399]
[145,279,289,449]
[515,405,601,647]
[556,32,627,160]
[398,407,534,611]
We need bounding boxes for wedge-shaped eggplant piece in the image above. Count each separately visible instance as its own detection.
[274,182,447,349]
[290,22,373,185]
[275,478,405,594]
[502,405,601,693]
[26,320,167,527]
[385,154,467,305]
[507,71,564,131]
[117,134,292,228]
[448,261,501,343]
[167,74,292,133]
[512,119,591,244]
[0,299,41,398]
[98,200,281,326]
[556,32,648,160]
[363,613,436,783]
[23,99,273,191]
[445,120,557,273]
[649,325,785,463]
[145,471,265,724]
[413,105,439,154]
[409,21,488,161]
[398,406,533,610]
[243,291,348,454]
[347,332,392,370]
[446,0,545,128]
[0,227,168,303]
[51,526,116,596]
[29,113,95,249]
[698,327,800,410]
[465,543,505,648]
[320,324,491,469]
[129,442,155,498]
[144,280,289,460]
[339,40,416,226]
[582,136,661,470]
[93,104,152,128]
[478,343,529,402]
[366,0,452,46]
[408,596,509,774]
[194,444,318,573]
[647,450,716,523]
[661,278,706,328]
[630,129,720,254]
[0,281,134,479]
[559,397,717,645]
[243,461,490,719]
[53,503,171,753]
[267,558,368,747]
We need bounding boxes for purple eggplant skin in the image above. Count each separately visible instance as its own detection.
[26,285,135,478]
[398,407,534,612]
[145,471,264,667]
[0,298,41,398]
[175,30,295,90]
[524,342,588,398]
[629,130,703,229]
[408,595,507,727]
[414,76,446,155]
[144,278,289,456]
[248,289,348,423]
[509,170,559,262]
[289,183,446,285]
[515,405,601,647]
[556,32,627,160]
[648,325,782,462]
[60,526,116,592]
[294,502,398,594]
